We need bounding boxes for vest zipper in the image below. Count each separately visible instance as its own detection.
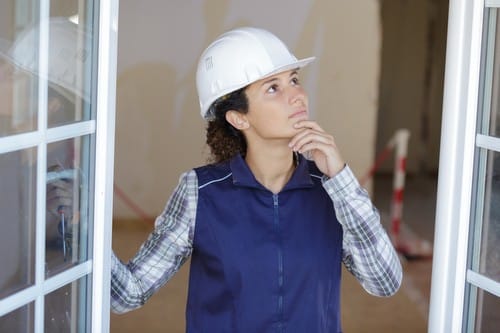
[273,193,284,330]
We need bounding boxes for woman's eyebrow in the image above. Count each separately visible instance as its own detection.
[260,70,299,87]
[260,77,278,86]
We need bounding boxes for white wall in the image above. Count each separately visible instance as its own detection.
[114,0,382,218]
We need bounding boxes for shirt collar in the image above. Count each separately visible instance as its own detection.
[229,154,314,191]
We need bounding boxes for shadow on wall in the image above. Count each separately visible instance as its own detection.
[113,0,254,217]
[114,62,205,216]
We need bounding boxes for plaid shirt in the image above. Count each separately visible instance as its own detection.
[111,165,402,313]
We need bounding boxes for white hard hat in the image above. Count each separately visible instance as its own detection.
[5,17,91,102]
[196,27,315,119]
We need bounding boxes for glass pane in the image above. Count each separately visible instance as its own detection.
[44,276,91,332]
[489,8,500,137]
[45,16,93,127]
[45,135,93,277]
[473,288,500,332]
[1,12,94,133]
[48,2,95,126]
[0,303,35,333]
[0,3,40,138]
[0,46,39,137]
[0,148,36,298]
[477,151,500,281]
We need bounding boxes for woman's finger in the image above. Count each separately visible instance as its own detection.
[293,120,324,132]
[289,130,334,152]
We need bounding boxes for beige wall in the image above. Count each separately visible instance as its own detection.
[114,0,382,218]
[377,0,448,174]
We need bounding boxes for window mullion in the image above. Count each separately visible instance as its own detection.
[34,3,50,332]
[467,270,500,297]
[486,0,500,8]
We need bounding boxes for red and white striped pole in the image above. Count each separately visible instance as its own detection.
[359,138,396,187]
[390,129,410,247]
[360,128,432,259]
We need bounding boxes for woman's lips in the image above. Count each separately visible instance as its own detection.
[289,110,308,119]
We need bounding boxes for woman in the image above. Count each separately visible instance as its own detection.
[111,27,402,332]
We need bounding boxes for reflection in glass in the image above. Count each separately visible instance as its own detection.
[0,148,36,299]
[0,303,35,333]
[44,277,90,332]
[478,151,500,281]
[45,136,93,277]
[1,0,97,329]
[0,16,94,135]
[43,17,93,127]
[49,0,95,128]
[0,53,38,137]
[474,288,500,332]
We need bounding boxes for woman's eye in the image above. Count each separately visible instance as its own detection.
[291,77,300,85]
[267,84,278,93]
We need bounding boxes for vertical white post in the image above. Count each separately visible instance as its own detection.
[35,3,50,332]
[428,0,484,332]
[92,0,119,332]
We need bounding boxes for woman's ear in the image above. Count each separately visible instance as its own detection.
[225,110,249,130]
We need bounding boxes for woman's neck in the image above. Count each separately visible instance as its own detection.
[245,144,296,194]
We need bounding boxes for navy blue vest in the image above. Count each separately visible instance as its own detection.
[187,155,344,332]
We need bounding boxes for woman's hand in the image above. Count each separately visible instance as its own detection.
[288,120,345,178]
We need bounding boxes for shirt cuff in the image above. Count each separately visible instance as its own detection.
[322,165,361,201]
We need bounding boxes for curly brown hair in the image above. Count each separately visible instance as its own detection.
[205,88,249,163]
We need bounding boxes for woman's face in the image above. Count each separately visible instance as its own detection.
[243,69,309,141]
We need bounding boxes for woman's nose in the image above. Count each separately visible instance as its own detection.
[289,86,307,105]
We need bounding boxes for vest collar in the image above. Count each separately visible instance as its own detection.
[229,154,315,192]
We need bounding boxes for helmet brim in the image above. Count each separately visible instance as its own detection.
[263,56,316,81]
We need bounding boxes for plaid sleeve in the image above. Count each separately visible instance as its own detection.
[323,166,402,297]
[110,170,198,313]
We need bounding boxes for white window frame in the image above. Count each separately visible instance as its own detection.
[428,0,483,331]
[0,0,118,331]
[429,0,500,332]
[91,0,119,331]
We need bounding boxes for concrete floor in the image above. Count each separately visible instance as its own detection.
[110,173,437,332]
